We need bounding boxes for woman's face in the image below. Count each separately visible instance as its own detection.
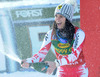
[55,14,66,29]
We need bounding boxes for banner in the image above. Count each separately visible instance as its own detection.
[80,0,100,77]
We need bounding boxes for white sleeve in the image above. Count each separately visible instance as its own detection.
[73,29,85,50]
[26,30,52,63]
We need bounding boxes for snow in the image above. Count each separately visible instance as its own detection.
[0,0,64,8]
[0,71,57,77]
[0,0,80,8]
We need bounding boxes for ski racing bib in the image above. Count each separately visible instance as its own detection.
[51,40,74,55]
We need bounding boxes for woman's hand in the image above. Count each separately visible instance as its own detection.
[41,61,57,75]
[21,60,30,68]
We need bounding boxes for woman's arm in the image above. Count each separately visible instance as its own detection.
[24,30,52,63]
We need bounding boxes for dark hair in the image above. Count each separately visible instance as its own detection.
[52,19,75,44]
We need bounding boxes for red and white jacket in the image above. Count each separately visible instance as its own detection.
[26,27,85,66]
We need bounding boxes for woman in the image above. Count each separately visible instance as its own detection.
[21,3,88,77]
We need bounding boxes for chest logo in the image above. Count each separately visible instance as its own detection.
[58,43,70,48]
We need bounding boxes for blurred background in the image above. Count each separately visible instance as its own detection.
[0,0,80,77]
